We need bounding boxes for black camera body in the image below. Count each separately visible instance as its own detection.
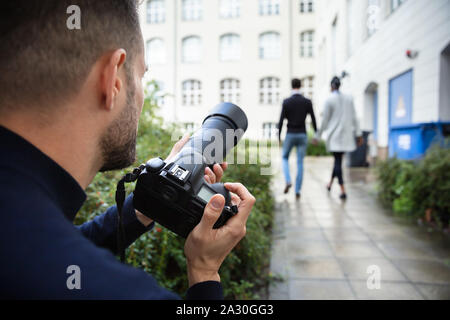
[133,103,248,238]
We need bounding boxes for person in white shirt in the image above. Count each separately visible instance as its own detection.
[315,77,363,199]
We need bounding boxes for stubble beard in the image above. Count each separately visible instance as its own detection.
[99,79,138,172]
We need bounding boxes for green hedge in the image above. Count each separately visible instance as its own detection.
[75,82,274,299]
[307,131,330,156]
[375,143,450,229]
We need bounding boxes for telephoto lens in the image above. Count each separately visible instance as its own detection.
[133,103,248,237]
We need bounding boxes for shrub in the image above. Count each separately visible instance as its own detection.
[75,81,274,299]
[376,142,450,229]
[307,131,330,156]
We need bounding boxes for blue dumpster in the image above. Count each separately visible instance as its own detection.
[388,122,450,160]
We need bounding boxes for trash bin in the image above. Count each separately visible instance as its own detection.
[347,131,371,168]
[388,122,450,160]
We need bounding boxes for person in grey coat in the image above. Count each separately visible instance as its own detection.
[315,77,363,199]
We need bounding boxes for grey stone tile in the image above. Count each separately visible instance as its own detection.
[330,241,384,258]
[317,218,359,229]
[350,281,423,300]
[285,228,327,241]
[393,259,450,285]
[323,228,370,242]
[416,284,450,300]
[286,241,334,259]
[289,280,355,300]
[288,257,345,280]
[269,280,289,300]
[270,240,288,276]
[375,242,440,261]
[338,258,407,281]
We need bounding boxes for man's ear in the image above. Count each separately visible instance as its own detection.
[102,49,127,111]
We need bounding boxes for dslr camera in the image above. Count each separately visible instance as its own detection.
[132,103,248,238]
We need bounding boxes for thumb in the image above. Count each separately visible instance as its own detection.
[199,194,225,231]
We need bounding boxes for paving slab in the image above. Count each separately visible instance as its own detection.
[269,156,450,300]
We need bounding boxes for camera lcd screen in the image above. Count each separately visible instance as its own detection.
[198,185,216,203]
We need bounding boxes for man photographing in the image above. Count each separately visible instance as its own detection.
[0,0,255,299]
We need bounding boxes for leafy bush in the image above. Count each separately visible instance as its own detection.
[376,142,450,229]
[307,131,330,156]
[75,81,274,299]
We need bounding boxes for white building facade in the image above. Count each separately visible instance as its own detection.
[139,0,318,140]
[315,0,450,159]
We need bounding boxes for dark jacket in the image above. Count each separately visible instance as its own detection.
[0,125,222,299]
[278,93,317,140]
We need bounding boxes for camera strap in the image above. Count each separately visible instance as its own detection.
[115,165,145,262]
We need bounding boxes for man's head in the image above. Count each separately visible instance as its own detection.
[331,76,341,91]
[0,0,146,172]
[291,79,302,90]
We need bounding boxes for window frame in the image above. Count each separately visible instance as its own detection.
[259,77,281,105]
[220,33,241,62]
[300,30,314,58]
[220,78,241,104]
[146,0,165,24]
[182,36,202,63]
[259,0,280,16]
[299,0,314,13]
[219,0,241,19]
[182,80,202,106]
[182,0,203,21]
[146,38,166,66]
[259,32,281,60]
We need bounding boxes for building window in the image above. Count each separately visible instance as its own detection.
[300,0,314,13]
[220,34,241,61]
[301,76,314,100]
[263,123,278,140]
[182,80,202,106]
[259,32,281,60]
[146,0,165,24]
[182,0,203,21]
[300,31,314,58]
[220,0,241,18]
[184,122,196,133]
[391,0,407,12]
[182,36,202,63]
[146,38,166,65]
[259,0,280,16]
[220,79,240,104]
[147,81,166,106]
[260,77,280,105]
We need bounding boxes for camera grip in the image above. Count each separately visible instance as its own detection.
[209,183,232,206]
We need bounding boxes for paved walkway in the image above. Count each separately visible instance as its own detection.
[269,156,450,300]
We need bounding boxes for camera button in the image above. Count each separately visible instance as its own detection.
[146,158,165,173]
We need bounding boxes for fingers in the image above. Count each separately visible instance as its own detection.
[224,183,256,224]
[230,192,241,206]
[198,194,225,232]
[173,133,190,153]
[220,162,228,171]
[212,164,224,182]
[204,167,215,184]
[166,134,190,162]
[204,163,227,184]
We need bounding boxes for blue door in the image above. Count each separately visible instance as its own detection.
[389,70,413,128]
[389,70,413,157]
[373,91,378,141]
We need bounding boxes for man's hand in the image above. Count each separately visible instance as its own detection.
[135,134,228,227]
[184,183,256,287]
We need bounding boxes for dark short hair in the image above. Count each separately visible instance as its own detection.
[0,0,142,113]
[331,76,341,90]
[291,79,301,89]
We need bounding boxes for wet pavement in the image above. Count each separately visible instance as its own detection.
[269,156,450,300]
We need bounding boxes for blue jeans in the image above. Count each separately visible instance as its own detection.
[282,133,308,194]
